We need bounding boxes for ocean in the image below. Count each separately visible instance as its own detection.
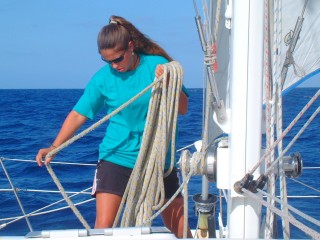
[0,88,319,238]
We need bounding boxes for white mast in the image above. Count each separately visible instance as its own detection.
[228,0,264,238]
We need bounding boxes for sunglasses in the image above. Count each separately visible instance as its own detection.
[101,50,126,64]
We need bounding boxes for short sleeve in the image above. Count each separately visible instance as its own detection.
[73,81,105,120]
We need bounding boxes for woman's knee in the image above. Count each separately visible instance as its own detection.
[94,192,122,229]
[95,215,114,228]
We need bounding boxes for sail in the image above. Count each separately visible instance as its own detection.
[279,0,320,93]
[199,0,231,138]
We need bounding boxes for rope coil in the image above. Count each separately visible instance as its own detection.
[114,61,184,227]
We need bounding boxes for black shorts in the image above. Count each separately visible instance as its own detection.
[91,160,181,199]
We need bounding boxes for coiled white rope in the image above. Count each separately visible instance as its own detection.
[113,61,183,228]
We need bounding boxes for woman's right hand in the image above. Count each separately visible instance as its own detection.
[35,110,87,167]
[36,145,56,167]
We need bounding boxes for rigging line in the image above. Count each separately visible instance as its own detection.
[286,195,320,198]
[1,186,92,223]
[0,186,92,230]
[202,68,206,137]
[281,0,309,89]
[288,178,320,194]
[0,198,95,223]
[301,0,309,16]
[0,158,33,232]
[249,89,320,174]
[303,167,320,170]
[200,60,213,201]
[1,157,96,166]
[0,188,91,194]
[176,142,197,152]
[193,1,220,104]
[193,0,200,16]
[268,0,283,236]
[265,105,320,175]
[143,152,197,226]
[213,0,221,43]
[26,198,94,218]
[202,0,213,44]
[257,189,320,227]
[2,146,197,163]
[0,198,94,227]
[264,0,275,237]
[242,189,320,239]
[275,0,291,235]
[47,164,91,231]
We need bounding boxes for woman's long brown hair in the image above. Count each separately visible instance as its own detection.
[98,15,173,61]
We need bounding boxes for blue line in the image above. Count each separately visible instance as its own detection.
[282,69,320,96]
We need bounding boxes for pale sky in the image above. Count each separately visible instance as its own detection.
[0,0,319,89]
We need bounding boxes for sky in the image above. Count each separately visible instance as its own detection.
[0,0,319,89]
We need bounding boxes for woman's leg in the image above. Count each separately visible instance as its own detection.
[92,161,131,228]
[161,197,192,238]
[94,192,122,228]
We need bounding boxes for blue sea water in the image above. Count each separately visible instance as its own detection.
[0,88,319,238]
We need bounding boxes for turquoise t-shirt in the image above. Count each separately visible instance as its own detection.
[74,54,188,169]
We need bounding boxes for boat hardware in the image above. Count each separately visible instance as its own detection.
[248,174,268,193]
[192,193,218,238]
[281,152,303,178]
[205,147,217,182]
[233,173,254,194]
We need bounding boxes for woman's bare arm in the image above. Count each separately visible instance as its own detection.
[36,110,87,166]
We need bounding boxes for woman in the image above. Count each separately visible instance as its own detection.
[36,15,191,238]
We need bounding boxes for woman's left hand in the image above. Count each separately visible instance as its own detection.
[155,65,164,78]
[155,64,188,115]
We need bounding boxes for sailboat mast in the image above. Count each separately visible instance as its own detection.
[228,0,264,238]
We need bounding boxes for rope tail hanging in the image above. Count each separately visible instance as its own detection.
[114,61,184,227]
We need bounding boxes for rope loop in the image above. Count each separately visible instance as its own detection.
[113,61,184,227]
